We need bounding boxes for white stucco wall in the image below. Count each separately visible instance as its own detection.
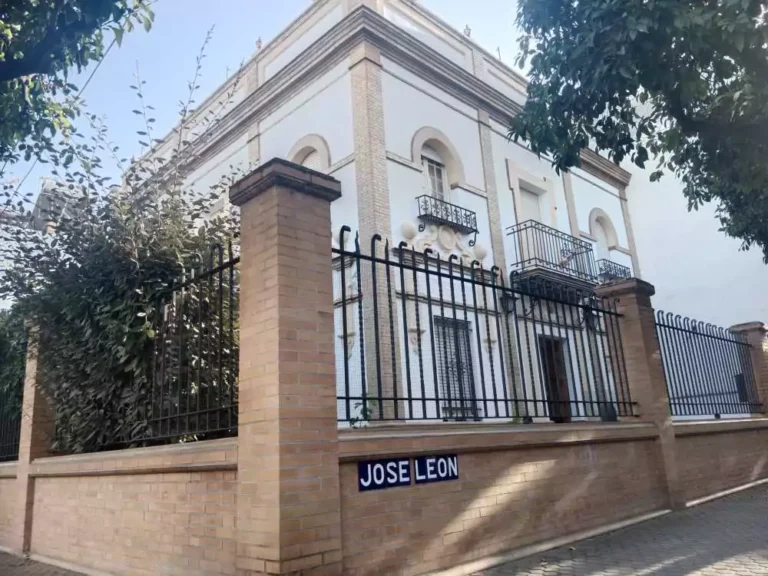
[260,62,354,164]
[627,167,768,326]
[381,58,485,190]
[382,2,473,72]
[330,161,359,240]
[184,134,251,199]
[263,3,345,82]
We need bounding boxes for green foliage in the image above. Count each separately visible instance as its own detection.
[0,0,154,171]
[0,308,25,419]
[0,33,244,453]
[510,0,768,259]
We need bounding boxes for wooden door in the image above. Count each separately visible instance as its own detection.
[539,336,571,423]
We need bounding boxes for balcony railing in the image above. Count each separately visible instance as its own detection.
[416,195,478,246]
[507,220,598,284]
[597,259,631,283]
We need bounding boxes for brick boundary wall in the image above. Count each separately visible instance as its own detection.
[2,421,768,575]
[4,159,768,576]
[673,419,768,504]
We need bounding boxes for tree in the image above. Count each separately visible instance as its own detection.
[510,0,768,259]
[0,32,244,453]
[0,0,154,170]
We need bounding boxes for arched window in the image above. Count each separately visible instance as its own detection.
[287,134,331,173]
[300,149,322,171]
[421,144,446,200]
[593,219,610,260]
[411,127,465,198]
[588,208,620,259]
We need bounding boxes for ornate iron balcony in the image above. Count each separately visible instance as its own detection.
[506,220,598,285]
[597,259,631,283]
[416,195,478,246]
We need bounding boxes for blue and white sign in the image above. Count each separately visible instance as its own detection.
[414,454,459,484]
[357,454,459,491]
[357,458,412,491]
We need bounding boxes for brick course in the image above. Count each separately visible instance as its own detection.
[29,470,237,576]
[0,477,15,545]
[674,421,768,503]
[339,438,667,576]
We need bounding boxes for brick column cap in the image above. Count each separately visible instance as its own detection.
[229,157,341,207]
[595,277,656,298]
[730,321,767,334]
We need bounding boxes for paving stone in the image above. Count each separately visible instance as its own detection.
[475,486,768,576]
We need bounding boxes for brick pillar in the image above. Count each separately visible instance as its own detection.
[230,159,343,576]
[595,279,684,509]
[9,327,54,554]
[349,40,402,420]
[730,322,768,412]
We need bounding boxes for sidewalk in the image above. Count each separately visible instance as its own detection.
[475,485,768,576]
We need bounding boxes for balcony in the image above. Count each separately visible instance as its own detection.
[506,220,598,287]
[416,195,478,246]
[596,259,631,283]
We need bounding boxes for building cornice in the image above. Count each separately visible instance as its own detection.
[170,6,631,191]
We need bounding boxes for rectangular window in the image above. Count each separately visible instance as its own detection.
[423,157,446,200]
[433,316,478,420]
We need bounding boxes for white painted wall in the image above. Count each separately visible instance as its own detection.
[184,134,251,199]
[627,167,768,326]
[330,161,359,241]
[381,59,485,190]
[382,2,473,72]
[570,170,629,248]
[260,62,354,164]
[263,3,345,81]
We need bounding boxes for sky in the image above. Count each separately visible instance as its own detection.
[5,0,521,202]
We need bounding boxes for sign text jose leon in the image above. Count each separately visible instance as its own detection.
[357,454,459,492]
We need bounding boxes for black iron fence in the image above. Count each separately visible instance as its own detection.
[148,243,240,444]
[507,220,598,284]
[596,259,631,283]
[655,311,761,417]
[333,228,633,424]
[0,380,22,462]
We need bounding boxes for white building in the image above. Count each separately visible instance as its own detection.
[158,0,638,282]
[147,0,757,423]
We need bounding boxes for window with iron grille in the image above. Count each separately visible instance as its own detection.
[422,156,446,200]
[433,316,478,420]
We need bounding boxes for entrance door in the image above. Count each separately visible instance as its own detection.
[538,336,571,423]
[434,317,477,421]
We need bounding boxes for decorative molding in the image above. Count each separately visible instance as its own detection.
[338,330,357,360]
[329,152,356,174]
[450,181,487,199]
[562,172,580,238]
[386,151,422,172]
[400,219,488,268]
[143,5,632,203]
[411,126,466,187]
[588,207,620,251]
[580,151,631,189]
[288,133,333,170]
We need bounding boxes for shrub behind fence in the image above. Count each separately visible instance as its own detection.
[655,311,761,417]
[149,243,240,444]
[0,379,22,462]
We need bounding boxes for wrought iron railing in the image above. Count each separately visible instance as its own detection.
[0,380,22,462]
[149,243,240,444]
[655,311,761,417]
[507,220,598,284]
[597,259,631,283]
[416,195,478,246]
[332,227,633,424]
